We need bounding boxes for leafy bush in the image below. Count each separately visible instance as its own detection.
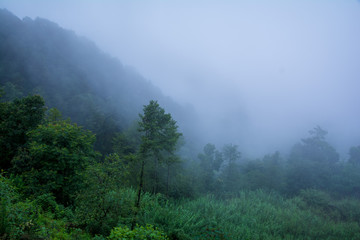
[12,120,98,205]
[108,224,169,240]
[76,185,136,236]
[0,174,90,239]
[0,174,38,239]
[35,212,91,240]
[335,198,360,223]
[299,189,332,207]
[299,189,360,224]
[0,174,13,237]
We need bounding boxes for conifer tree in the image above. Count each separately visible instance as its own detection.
[132,100,181,228]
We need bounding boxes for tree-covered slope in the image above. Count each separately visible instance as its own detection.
[0,8,193,154]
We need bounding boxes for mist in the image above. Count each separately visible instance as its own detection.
[1,0,360,158]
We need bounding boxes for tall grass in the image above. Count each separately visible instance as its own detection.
[132,189,360,240]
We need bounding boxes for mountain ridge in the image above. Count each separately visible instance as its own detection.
[0,8,198,154]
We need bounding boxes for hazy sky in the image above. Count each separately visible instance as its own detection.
[1,0,360,157]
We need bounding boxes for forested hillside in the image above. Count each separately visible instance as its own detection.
[1,8,360,240]
[0,9,194,154]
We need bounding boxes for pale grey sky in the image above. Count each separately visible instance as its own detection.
[1,0,360,157]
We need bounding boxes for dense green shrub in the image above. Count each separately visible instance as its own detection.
[0,174,38,239]
[76,184,139,236]
[0,94,46,170]
[0,174,90,239]
[12,120,98,205]
[108,224,169,240]
[334,198,360,223]
[35,212,91,240]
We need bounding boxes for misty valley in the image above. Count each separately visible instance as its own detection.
[1,6,360,240]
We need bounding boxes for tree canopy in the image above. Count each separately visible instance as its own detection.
[12,119,98,205]
[0,95,46,169]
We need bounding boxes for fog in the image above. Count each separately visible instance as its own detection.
[1,0,360,158]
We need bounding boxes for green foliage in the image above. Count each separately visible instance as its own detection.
[0,9,190,158]
[0,174,39,239]
[47,107,64,122]
[220,144,241,193]
[349,145,360,165]
[197,227,227,240]
[134,100,182,217]
[75,155,132,235]
[1,174,91,239]
[0,82,23,101]
[332,162,360,198]
[138,100,182,157]
[112,123,142,188]
[0,94,46,170]
[35,211,91,240]
[108,224,169,240]
[242,152,285,192]
[286,126,339,194]
[289,126,339,167]
[298,189,340,220]
[197,144,223,194]
[12,120,98,205]
[334,198,360,223]
[5,199,39,239]
[300,189,332,208]
[128,189,360,240]
[299,189,360,224]
[87,111,121,154]
[0,174,16,238]
[2,10,360,239]
[112,122,142,158]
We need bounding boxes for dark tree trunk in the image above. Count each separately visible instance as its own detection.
[154,157,159,194]
[166,163,170,197]
[131,159,145,230]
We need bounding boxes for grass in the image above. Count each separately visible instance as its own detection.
[132,189,360,240]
